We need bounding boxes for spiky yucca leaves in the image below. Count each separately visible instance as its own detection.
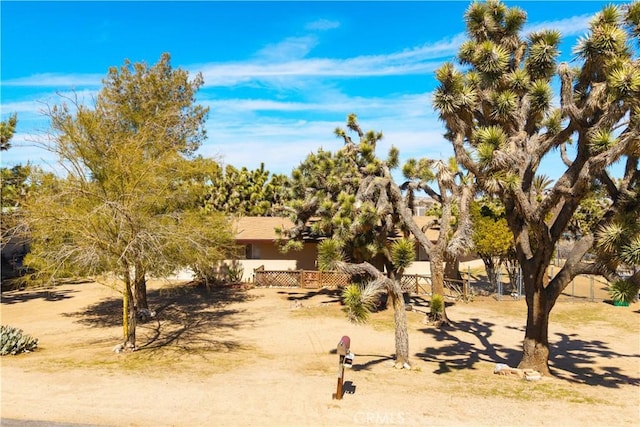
[526,30,561,80]
[621,235,640,266]
[608,279,638,304]
[204,163,291,216]
[626,2,640,39]
[607,64,640,99]
[475,126,508,166]
[595,195,640,270]
[342,282,385,324]
[391,238,416,272]
[317,238,344,272]
[588,128,617,153]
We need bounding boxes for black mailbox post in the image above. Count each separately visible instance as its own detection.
[334,336,351,400]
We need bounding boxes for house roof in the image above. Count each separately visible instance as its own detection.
[233,216,441,242]
[234,216,294,242]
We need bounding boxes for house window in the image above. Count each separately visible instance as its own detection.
[245,244,261,259]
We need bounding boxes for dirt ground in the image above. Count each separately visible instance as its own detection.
[1,276,639,427]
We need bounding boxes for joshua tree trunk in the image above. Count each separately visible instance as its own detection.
[430,254,449,324]
[520,289,552,375]
[336,261,411,368]
[444,253,462,282]
[517,260,562,376]
[389,279,410,368]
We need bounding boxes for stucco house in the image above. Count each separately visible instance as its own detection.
[228,216,443,282]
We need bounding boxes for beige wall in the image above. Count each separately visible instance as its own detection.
[244,241,318,270]
[404,261,431,275]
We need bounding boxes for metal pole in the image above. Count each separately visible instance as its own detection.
[518,266,523,299]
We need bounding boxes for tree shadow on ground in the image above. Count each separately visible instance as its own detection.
[1,279,96,304]
[1,287,79,304]
[416,318,639,388]
[64,283,257,353]
[415,318,521,373]
[278,288,342,304]
[549,332,640,388]
[328,348,394,372]
[350,354,395,371]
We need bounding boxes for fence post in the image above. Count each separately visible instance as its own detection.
[518,267,523,299]
[299,270,304,288]
[571,279,575,301]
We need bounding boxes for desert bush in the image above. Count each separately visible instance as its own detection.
[609,280,637,305]
[342,283,383,323]
[226,261,244,283]
[1,325,38,355]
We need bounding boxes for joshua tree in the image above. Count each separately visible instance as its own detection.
[432,0,639,374]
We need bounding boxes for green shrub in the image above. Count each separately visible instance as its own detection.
[609,280,637,305]
[226,261,245,283]
[1,325,39,355]
[430,294,444,316]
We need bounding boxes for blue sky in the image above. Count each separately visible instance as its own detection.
[0,1,620,179]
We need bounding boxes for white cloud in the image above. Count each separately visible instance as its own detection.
[255,36,319,61]
[1,100,46,116]
[198,90,446,176]
[1,131,57,168]
[2,12,595,93]
[2,73,102,88]
[193,32,465,88]
[200,92,434,123]
[523,14,592,38]
[305,19,340,31]
[2,9,600,180]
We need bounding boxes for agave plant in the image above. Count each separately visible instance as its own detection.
[1,325,38,356]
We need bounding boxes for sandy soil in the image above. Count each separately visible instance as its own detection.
[1,277,639,427]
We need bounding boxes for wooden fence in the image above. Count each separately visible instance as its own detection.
[254,267,471,300]
[400,274,432,294]
[400,274,471,301]
[253,267,350,289]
